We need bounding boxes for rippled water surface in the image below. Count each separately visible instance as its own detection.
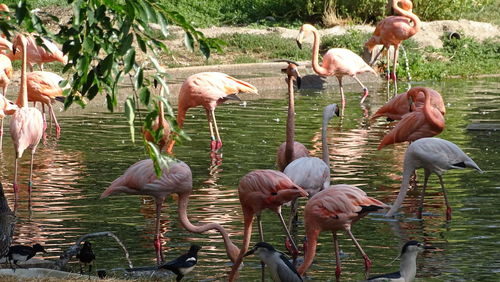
[1,77,499,281]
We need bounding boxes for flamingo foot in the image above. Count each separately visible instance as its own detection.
[390,72,397,81]
[335,264,341,281]
[360,88,369,104]
[154,236,163,264]
[363,255,372,274]
[55,126,61,138]
[215,140,223,150]
[446,207,452,221]
[285,237,299,258]
[43,121,47,132]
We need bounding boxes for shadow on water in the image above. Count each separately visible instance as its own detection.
[0,77,498,280]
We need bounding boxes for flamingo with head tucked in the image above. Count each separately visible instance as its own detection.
[9,34,44,195]
[385,137,482,220]
[228,170,308,281]
[296,24,376,110]
[378,87,445,150]
[364,0,420,83]
[167,72,257,153]
[7,35,67,71]
[100,159,240,265]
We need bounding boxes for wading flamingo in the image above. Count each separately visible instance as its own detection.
[27,71,65,138]
[364,0,421,84]
[7,35,67,71]
[0,53,13,148]
[371,86,445,121]
[283,104,339,235]
[276,60,309,171]
[167,72,257,152]
[143,98,170,152]
[298,186,387,280]
[385,137,482,220]
[378,87,445,150]
[296,24,376,110]
[228,170,308,281]
[100,159,240,265]
[9,34,44,195]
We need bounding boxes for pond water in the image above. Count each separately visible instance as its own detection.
[0,77,498,281]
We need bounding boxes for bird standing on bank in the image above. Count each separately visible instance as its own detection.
[158,244,201,281]
[368,241,435,281]
[76,241,96,275]
[385,137,483,220]
[244,242,302,282]
[296,24,376,110]
[7,243,46,268]
[167,72,258,152]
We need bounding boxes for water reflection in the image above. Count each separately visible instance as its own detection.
[0,78,497,280]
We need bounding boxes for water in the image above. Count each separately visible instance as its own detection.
[0,77,498,281]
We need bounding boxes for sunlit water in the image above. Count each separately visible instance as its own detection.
[0,77,498,281]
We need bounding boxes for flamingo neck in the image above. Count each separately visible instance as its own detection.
[385,163,414,217]
[285,77,296,165]
[176,193,240,263]
[393,1,421,35]
[17,39,28,108]
[297,227,320,275]
[419,87,444,130]
[310,28,330,76]
[228,211,254,282]
[158,100,166,128]
[322,118,330,165]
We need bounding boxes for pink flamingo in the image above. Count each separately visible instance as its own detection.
[276,61,309,171]
[228,170,308,281]
[143,99,170,152]
[385,137,482,220]
[364,0,421,84]
[9,34,44,194]
[26,71,66,137]
[7,34,67,71]
[167,72,257,152]
[371,86,445,121]
[298,186,387,280]
[378,87,445,150]
[296,24,376,110]
[100,159,240,265]
[0,53,13,148]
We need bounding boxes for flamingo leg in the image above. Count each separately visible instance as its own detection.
[287,198,299,232]
[417,170,431,218]
[13,158,19,195]
[210,109,223,151]
[337,77,346,113]
[277,210,299,259]
[0,118,3,150]
[28,149,37,196]
[154,201,164,264]
[353,76,369,104]
[392,45,400,96]
[346,228,371,279]
[438,175,452,220]
[257,214,265,282]
[332,232,341,281]
[205,109,217,151]
[48,104,61,138]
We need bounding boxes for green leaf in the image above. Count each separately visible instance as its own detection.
[87,84,99,101]
[199,40,211,59]
[139,87,150,106]
[136,34,147,52]
[124,97,135,143]
[184,32,194,52]
[157,12,169,38]
[123,48,135,73]
[106,93,116,112]
[97,53,114,77]
[15,1,28,25]
[119,33,133,55]
[145,141,177,178]
[134,67,143,90]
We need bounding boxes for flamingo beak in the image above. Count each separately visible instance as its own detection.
[296,31,304,49]
[296,185,308,197]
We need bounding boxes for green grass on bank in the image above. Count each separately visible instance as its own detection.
[164,30,499,80]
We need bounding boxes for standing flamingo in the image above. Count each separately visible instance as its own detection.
[364,0,421,85]
[7,35,67,71]
[167,72,257,152]
[298,187,387,280]
[9,34,44,195]
[0,53,13,148]
[276,60,309,171]
[228,170,308,281]
[27,71,65,137]
[378,87,445,150]
[385,137,482,220]
[283,104,339,233]
[371,87,445,121]
[100,159,240,265]
[296,24,376,110]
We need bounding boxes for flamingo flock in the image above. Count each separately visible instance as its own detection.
[0,0,487,281]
